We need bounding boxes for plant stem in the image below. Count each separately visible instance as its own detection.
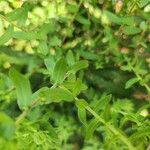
[15,108,30,125]
[15,99,40,125]
[85,105,136,150]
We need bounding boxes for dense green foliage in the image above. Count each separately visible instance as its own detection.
[0,0,150,149]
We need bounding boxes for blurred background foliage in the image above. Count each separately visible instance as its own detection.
[0,0,150,150]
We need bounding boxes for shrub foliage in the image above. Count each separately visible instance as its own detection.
[0,0,150,149]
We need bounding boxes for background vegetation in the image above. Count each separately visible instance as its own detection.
[0,0,150,149]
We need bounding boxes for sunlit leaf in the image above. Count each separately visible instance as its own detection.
[125,77,140,89]
[0,25,13,45]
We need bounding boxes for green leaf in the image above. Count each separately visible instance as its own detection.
[91,94,112,113]
[122,17,135,26]
[31,87,49,102]
[125,77,140,89]
[77,107,87,125]
[13,31,39,40]
[0,25,13,45]
[75,99,88,125]
[72,79,84,96]
[75,15,91,26]
[62,79,87,95]
[85,118,100,140]
[0,112,15,139]
[6,8,23,21]
[120,113,142,127]
[103,10,122,25]
[103,104,111,122]
[75,99,88,109]
[67,4,78,13]
[48,124,58,141]
[122,26,141,35]
[66,50,75,66]
[68,60,88,74]
[120,65,132,71]
[49,36,61,47]
[17,3,30,26]
[79,51,99,60]
[44,56,55,76]
[138,0,149,8]
[52,58,67,84]
[9,69,32,110]
[45,87,74,102]
[38,41,49,55]
[6,2,30,26]
[38,23,56,35]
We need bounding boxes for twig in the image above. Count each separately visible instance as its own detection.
[15,98,40,126]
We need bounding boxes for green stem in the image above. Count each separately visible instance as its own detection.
[15,98,40,125]
[85,105,136,150]
[15,108,30,125]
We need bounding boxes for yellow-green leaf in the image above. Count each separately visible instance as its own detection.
[0,25,13,45]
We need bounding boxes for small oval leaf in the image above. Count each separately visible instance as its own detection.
[125,77,140,89]
[52,58,67,84]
